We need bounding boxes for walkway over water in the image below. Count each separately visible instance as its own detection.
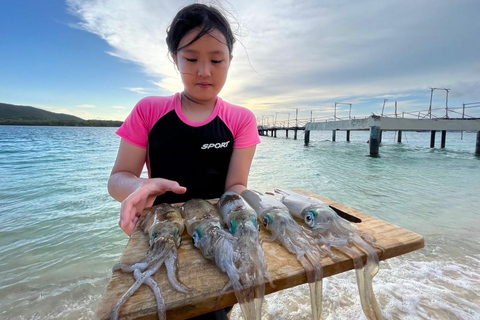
[259,116,480,157]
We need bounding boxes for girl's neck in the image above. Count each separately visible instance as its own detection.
[181,92,217,122]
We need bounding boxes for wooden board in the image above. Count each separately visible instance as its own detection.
[96,191,424,320]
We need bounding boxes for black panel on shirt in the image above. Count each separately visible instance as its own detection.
[148,110,234,204]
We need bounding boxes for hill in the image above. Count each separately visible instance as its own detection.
[0,103,122,127]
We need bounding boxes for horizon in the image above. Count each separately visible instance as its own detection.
[1,0,479,122]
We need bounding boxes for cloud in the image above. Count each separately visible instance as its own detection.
[112,105,126,110]
[77,104,96,109]
[123,87,150,94]
[66,0,480,117]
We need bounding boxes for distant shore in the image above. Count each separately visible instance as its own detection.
[0,119,123,127]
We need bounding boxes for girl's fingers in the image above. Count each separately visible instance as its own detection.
[156,179,186,194]
[133,215,139,228]
[120,199,135,229]
[118,179,187,236]
[119,199,140,235]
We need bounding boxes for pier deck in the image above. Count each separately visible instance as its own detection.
[305,116,480,156]
[305,116,480,132]
[259,116,480,156]
[96,191,424,320]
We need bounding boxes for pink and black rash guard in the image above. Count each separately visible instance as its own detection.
[117,93,260,204]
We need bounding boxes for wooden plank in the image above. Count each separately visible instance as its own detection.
[96,191,424,320]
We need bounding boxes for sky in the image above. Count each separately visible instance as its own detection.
[1,0,479,122]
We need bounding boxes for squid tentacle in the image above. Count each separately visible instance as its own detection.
[236,223,270,320]
[269,215,324,320]
[164,248,190,293]
[112,261,150,273]
[212,230,242,291]
[133,268,166,320]
[260,234,278,243]
[339,245,383,320]
[240,223,273,287]
[349,233,380,277]
[318,224,383,320]
[110,257,166,320]
[112,243,167,273]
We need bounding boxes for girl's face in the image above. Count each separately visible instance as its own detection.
[174,28,232,104]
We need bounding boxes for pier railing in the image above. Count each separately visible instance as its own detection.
[381,104,480,120]
[257,104,480,157]
[258,104,480,129]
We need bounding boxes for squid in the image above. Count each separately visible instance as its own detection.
[241,189,324,320]
[111,203,190,320]
[218,191,273,320]
[269,189,385,320]
[181,199,242,295]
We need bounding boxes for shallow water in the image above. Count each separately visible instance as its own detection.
[0,126,479,319]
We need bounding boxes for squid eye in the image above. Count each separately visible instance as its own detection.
[193,231,200,245]
[305,215,314,227]
[263,217,269,227]
[305,210,317,227]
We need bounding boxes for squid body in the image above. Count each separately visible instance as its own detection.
[270,189,385,320]
[111,203,189,320]
[241,189,324,320]
[181,199,242,293]
[218,191,272,320]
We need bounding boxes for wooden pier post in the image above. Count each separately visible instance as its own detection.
[346,130,350,142]
[294,129,298,140]
[370,126,381,157]
[379,130,383,144]
[430,131,436,148]
[304,130,310,146]
[332,130,336,142]
[476,132,480,156]
[441,130,446,148]
[274,129,277,138]
[286,129,289,139]
[398,130,402,143]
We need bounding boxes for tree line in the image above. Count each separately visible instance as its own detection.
[0,119,123,127]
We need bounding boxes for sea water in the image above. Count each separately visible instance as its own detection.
[0,126,479,319]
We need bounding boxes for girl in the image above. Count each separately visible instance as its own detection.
[108,3,260,319]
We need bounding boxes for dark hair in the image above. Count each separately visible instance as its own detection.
[166,3,235,55]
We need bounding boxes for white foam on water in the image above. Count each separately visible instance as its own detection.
[230,250,480,320]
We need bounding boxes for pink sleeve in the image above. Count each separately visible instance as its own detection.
[116,98,151,148]
[222,104,260,149]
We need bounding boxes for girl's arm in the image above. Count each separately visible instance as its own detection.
[224,145,256,194]
[108,139,186,236]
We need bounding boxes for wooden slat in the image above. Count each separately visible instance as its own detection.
[96,191,424,320]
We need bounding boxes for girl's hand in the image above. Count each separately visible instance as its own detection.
[119,179,186,236]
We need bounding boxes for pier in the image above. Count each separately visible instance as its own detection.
[257,97,480,157]
[304,116,480,157]
[258,125,306,140]
[258,117,480,156]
